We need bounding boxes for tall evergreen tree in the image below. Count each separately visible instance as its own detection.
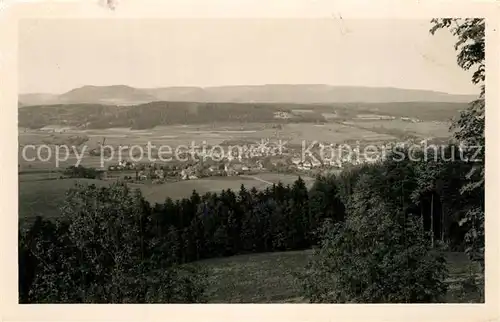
[308,175,346,244]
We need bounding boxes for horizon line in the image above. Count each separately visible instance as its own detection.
[19,83,480,96]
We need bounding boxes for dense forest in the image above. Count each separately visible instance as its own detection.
[17,101,468,130]
[18,102,326,129]
[18,18,485,303]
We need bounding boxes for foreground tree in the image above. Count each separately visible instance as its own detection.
[19,183,207,303]
[430,18,485,266]
[301,174,448,303]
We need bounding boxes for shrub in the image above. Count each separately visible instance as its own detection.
[301,201,449,303]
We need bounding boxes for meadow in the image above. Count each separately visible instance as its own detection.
[194,250,482,303]
[18,178,109,220]
[18,173,313,220]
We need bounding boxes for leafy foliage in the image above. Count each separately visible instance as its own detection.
[430,18,485,85]
[301,173,449,303]
[63,165,100,179]
[430,18,485,266]
[19,183,207,303]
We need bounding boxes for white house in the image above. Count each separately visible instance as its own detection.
[311,159,322,168]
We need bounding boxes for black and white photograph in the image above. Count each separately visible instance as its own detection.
[2,1,495,312]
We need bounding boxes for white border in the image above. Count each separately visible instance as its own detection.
[1,1,499,321]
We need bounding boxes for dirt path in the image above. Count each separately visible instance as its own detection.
[241,175,274,185]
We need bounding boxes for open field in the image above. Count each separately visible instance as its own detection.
[344,119,452,139]
[18,178,109,220]
[18,170,63,182]
[18,173,312,220]
[139,174,314,204]
[281,123,397,145]
[193,250,483,303]
[18,120,451,172]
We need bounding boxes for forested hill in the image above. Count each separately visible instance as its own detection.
[18,101,468,130]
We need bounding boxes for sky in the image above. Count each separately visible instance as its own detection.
[18,18,479,95]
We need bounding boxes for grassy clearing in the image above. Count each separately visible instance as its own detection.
[251,172,315,187]
[194,250,483,303]
[110,173,311,205]
[195,250,312,303]
[18,171,63,182]
[136,176,264,204]
[18,178,109,220]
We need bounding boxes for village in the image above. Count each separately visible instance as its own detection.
[97,136,438,184]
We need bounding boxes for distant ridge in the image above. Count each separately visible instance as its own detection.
[19,84,477,106]
[58,85,159,105]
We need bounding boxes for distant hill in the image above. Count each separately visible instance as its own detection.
[19,84,477,106]
[56,85,159,105]
[144,86,208,102]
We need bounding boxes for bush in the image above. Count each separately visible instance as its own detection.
[300,201,449,303]
[64,165,99,179]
